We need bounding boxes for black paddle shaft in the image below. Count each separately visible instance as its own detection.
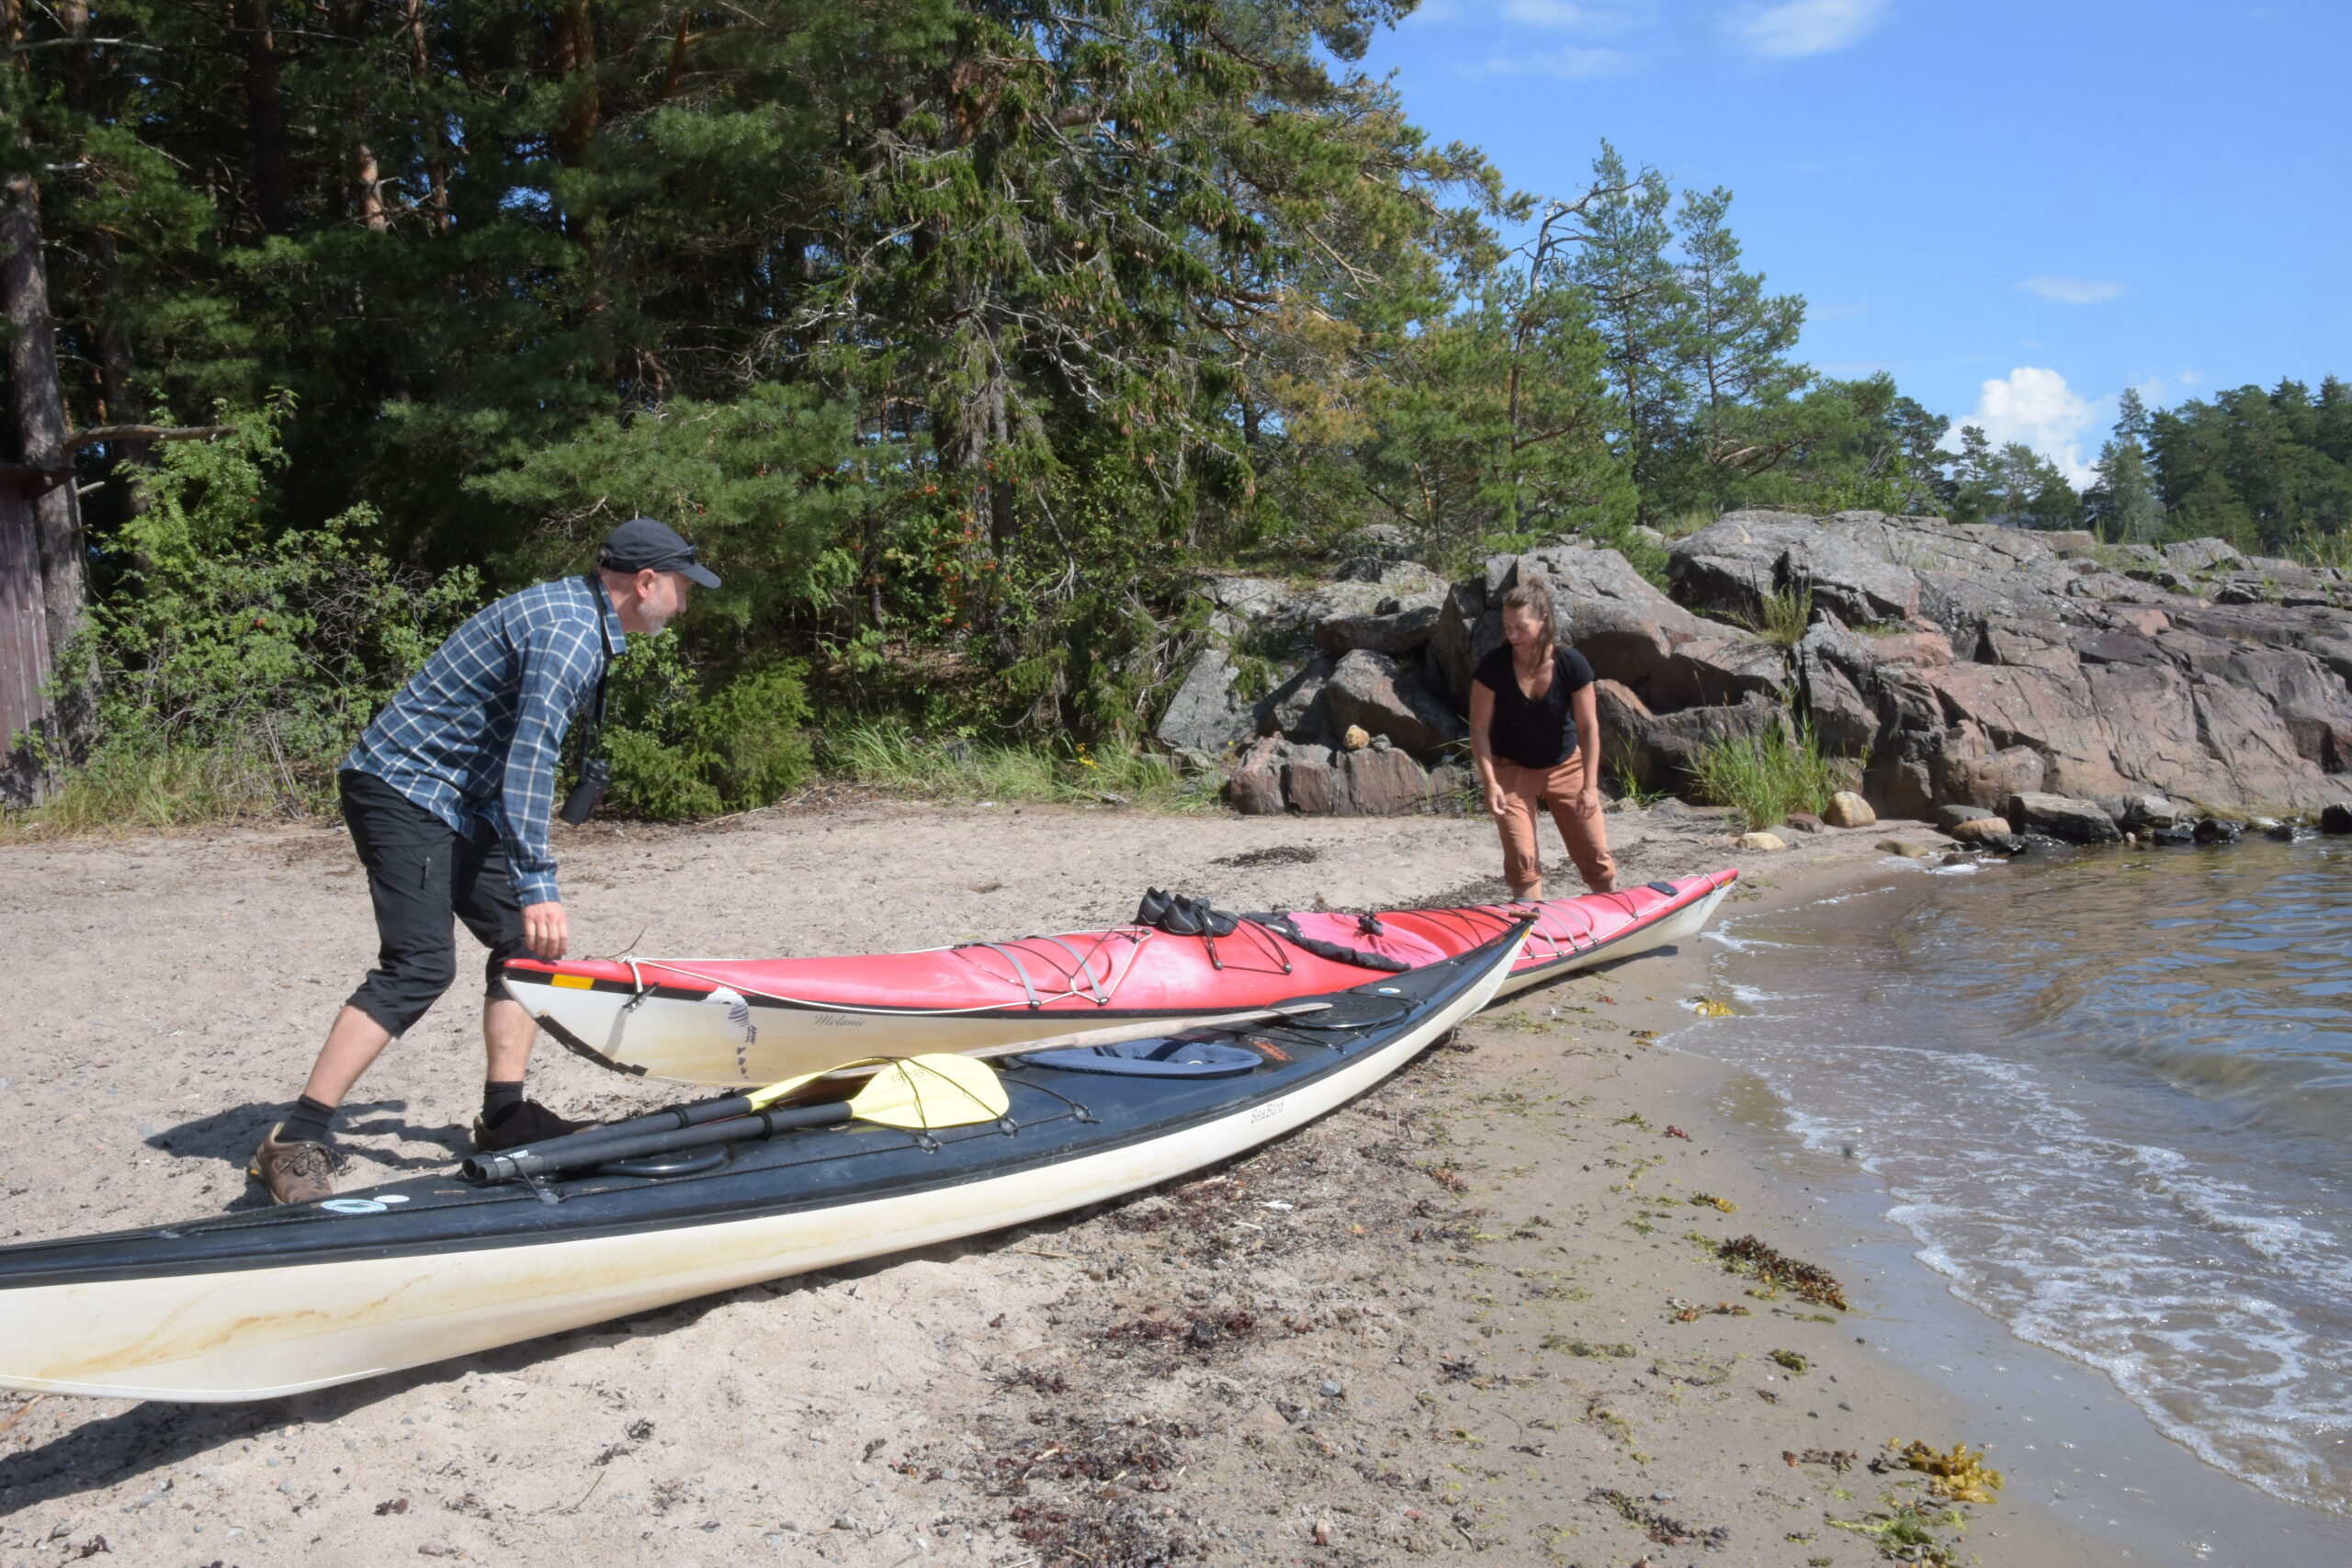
[466,1100,854,1183]
[546,1089,762,1155]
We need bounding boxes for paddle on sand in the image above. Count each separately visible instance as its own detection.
[465,1054,1010,1183]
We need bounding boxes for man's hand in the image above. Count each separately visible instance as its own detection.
[1567,785,1602,821]
[522,900,570,960]
[1487,783,1511,819]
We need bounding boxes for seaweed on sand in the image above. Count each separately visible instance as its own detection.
[1890,1439,2005,1504]
[1717,1234,1849,1310]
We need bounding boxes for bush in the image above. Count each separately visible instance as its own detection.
[1690,716,1839,831]
[600,634,814,819]
[23,400,484,829]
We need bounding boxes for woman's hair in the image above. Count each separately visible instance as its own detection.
[1499,576,1557,660]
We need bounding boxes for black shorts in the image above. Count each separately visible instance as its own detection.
[340,770,528,1037]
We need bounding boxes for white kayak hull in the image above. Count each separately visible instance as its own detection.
[0,943,1516,1402]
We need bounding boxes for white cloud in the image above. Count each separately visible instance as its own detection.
[1736,0,1888,59]
[1475,45,1637,77]
[2018,276,2125,305]
[1949,367,2100,486]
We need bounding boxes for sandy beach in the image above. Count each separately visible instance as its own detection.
[0,799,2305,1566]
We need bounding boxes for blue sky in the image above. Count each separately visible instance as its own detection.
[1355,0,2351,481]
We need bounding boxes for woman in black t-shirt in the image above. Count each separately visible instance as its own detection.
[1467,576,1618,898]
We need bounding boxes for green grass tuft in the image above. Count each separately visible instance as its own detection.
[1738,585,1815,649]
[1690,716,1841,832]
[821,723,1216,812]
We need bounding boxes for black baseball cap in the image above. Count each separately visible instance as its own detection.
[598,517,721,588]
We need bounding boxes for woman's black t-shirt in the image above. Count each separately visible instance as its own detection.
[1473,644,1596,769]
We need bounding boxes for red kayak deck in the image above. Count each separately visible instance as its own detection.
[503,870,1738,1017]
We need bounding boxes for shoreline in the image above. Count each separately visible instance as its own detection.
[0,802,2337,1564]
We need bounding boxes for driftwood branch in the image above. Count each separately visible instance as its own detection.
[68,423,232,449]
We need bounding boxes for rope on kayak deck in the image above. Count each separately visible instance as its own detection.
[582,949,1152,1024]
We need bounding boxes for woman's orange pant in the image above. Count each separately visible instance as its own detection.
[1491,753,1617,895]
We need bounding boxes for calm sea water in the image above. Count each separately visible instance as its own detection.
[1695,840,2352,1514]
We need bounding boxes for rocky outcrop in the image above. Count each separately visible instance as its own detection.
[1168,506,2352,820]
[1429,541,1748,710]
[1223,733,1450,818]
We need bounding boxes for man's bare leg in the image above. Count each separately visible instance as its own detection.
[300,1005,396,1108]
[484,995,538,1082]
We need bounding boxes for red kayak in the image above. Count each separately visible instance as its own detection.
[502,870,1738,1085]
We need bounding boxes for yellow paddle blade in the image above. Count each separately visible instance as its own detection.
[742,1067,838,1111]
[846,1054,1010,1130]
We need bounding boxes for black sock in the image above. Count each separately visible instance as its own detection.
[483,1080,526,1125]
[283,1095,336,1146]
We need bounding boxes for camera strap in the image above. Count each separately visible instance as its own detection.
[579,570,612,752]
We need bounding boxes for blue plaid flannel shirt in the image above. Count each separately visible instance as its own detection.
[344,575,626,907]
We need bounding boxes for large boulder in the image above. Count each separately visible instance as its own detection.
[2007,792,2122,844]
[1428,542,1736,710]
[1324,649,1466,759]
[1154,649,1256,755]
[1227,736,1285,815]
[1643,635,1790,713]
[1257,655,1335,745]
[1314,591,1446,658]
[1199,573,1393,654]
[1339,746,1430,816]
[1282,744,1342,815]
[1668,510,2020,627]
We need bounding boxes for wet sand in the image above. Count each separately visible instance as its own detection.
[0,799,2233,1564]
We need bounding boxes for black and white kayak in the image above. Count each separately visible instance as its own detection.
[0,923,1525,1403]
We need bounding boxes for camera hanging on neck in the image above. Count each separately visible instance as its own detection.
[560,571,614,825]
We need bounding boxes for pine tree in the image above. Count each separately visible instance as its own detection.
[1567,141,1681,521]
[2086,389,2164,543]
[1656,185,1808,513]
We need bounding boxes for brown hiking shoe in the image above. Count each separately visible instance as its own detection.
[472,1099,592,1154]
[249,1123,335,1205]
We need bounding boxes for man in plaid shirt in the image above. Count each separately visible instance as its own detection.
[251,518,720,1204]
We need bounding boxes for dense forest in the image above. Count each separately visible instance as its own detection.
[2,1,2345,818]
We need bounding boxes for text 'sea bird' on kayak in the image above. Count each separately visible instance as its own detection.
[498,870,1738,1086]
[0,923,1527,1403]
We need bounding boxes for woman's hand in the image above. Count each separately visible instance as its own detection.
[1487,784,1511,819]
[1567,785,1602,820]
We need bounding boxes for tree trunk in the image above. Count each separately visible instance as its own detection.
[244,0,289,233]
[553,0,600,170]
[1,173,85,666]
[0,477,51,804]
[356,142,388,231]
[404,0,451,231]
[0,170,85,793]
